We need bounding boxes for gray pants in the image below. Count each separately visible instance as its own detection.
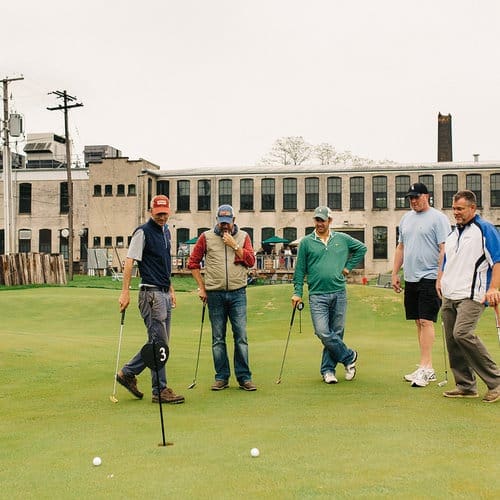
[441,297,500,391]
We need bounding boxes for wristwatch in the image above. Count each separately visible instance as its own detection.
[234,245,240,251]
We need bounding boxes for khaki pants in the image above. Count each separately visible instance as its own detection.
[441,297,500,391]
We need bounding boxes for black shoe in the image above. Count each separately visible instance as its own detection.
[116,370,144,399]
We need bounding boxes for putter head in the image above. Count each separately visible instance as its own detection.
[187,382,196,389]
[109,395,118,403]
[275,378,282,384]
[438,380,448,387]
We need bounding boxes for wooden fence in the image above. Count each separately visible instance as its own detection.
[0,253,67,286]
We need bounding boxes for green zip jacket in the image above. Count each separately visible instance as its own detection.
[293,231,367,297]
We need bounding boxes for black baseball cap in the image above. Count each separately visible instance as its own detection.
[406,183,428,197]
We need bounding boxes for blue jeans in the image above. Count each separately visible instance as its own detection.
[309,291,355,375]
[122,289,172,395]
[207,288,252,383]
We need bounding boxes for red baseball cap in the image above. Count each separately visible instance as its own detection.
[151,195,170,215]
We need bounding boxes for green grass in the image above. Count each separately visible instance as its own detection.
[1,284,499,499]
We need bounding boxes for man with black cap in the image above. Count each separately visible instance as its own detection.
[116,194,185,404]
[292,206,367,385]
[392,183,451,387]
[188,204,257,391]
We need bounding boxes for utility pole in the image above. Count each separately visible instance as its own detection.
[2,75,24,255]
[47,91,83,280]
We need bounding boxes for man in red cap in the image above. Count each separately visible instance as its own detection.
[116,195,185,404]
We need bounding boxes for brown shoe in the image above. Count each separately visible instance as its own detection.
[482,386,500,403]
[443,388,478,399]
[239,380,257,391]
[211,380,229,391]
[116,370,143,399]
[152,387,185,404]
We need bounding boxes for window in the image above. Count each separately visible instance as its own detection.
[60,230,68,259]
[93,185,102,196]
[104,184,113,196]
[418,175,434,206]
[261,179,275,211]
[18,229,31,253]
[19,183,32,214]
[372,176,387,209]
[442,174,458,208]
[241,227,254,244]
[176,228,189,253]
[466,174,482,207]
[395,176,410,209]
[283,227,297,243]
[373,226,388,259]
[350,177,364,210]
[197,180,211,211]
[305,177,319,210]
[240,179,254,211]
[177,180,190,211]
[261,227,275,247]
[104,236,112,247]
[93,236,101,247]
[283,178,297,210]
[327,177,342,210]
[60,182,69,214]
[39,229,51,253]
[127,184,136,196]
[116,236,124,248]
[491,174,500,207]
[0,229,4,254]
[219,179,232,206]
[305,226,315,235]
[157,180,170,197]
[117,184,125,196]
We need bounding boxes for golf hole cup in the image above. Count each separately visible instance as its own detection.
[250,447,260,458]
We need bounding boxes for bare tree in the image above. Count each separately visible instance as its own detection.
[315,143,338,165]
[261,136,313,165]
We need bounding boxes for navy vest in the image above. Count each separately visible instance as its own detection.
[136,218,171,288]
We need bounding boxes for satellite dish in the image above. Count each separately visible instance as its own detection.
[61,228,70,238]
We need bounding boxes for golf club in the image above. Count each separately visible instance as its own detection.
[109,310,126,403]
[494,304,500,346]
[276,302,304,384]
[437,320,448,387]
[188,302,206,389]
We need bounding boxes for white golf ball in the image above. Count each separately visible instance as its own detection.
[250,447,260,457]
[93,456,102,466]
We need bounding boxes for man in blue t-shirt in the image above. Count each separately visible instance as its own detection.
[392,183,451,388]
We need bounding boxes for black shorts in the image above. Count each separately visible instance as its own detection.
[404,278,441,322]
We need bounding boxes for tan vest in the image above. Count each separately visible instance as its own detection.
[204,230,249,291]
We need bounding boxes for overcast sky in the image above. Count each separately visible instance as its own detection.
[3,0,499,168]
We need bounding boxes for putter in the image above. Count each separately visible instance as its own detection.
[188,303,206,389]
[494,304,500,346]
[437,320,448,387]
[110,310,126,403]
[276,302,304,384]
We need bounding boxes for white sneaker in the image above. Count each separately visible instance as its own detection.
[404,366,437,383]
[323,372,338,384]
[344,351,358,381]
[411,368,436,387]
[404,366,421,382]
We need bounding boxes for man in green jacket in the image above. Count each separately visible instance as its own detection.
[292,207,367,384]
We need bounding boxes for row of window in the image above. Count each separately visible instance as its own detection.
[15,173,500,215]
[93,184,136,197]
[156,174,500,211]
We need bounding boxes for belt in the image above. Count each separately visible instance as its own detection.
[140,285,169,292]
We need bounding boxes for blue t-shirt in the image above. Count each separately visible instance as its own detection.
[399,207,451,282]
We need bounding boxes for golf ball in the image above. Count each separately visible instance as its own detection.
[93,456,102,466]
[250,447,260,457]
